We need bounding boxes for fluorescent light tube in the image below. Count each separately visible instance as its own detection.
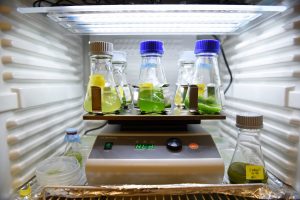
[17,5,287,35]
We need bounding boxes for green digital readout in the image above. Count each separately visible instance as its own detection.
[135,144,155,150]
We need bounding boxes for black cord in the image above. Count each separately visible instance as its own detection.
[213,35,233,94]
[84,121,108,135]
[221,43,233,94]
[33,0,54,7]
[33,0,80,6]
[53,0,80,6]
[82,0,97,5]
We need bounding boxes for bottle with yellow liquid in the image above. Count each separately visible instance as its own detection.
[112,51,133,109]
[138,40,167,114]
[185,40,223,114]
[174,51,195,108]
[83,41,121,114]
[17,183,31,200]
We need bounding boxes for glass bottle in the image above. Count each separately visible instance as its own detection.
[64,128,83,167]
[185,39,222,114]
[112,51,133,109]
[17,184,31,200]
[83,41,121,114]
[138,40,167,113]
[174,51,195,108]
[227,113,268,184]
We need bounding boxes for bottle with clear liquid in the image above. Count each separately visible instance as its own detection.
[138,40,167,113]
[185,39,222,114]
[112,51,133,109]
[174,51,195,108]
[83,41,121,114]
[227,113,268,184]
[64,128,83,167]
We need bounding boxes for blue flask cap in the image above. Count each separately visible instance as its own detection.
[194,39,220,54]
[64,128,80,143]
[140,40,164,55]
[65,128,77,135]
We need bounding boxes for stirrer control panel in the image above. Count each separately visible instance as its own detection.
[89,135,221,159]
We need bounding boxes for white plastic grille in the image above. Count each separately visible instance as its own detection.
[220,4,300,189]
[0,2,84,198]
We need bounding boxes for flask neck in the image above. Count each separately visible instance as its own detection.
[64,133,80,143]
[141,53,162,68]
[180,62,194,69]
[112,62,126,73]
[195,53,218,68]
[112,62,128,85]
[64,133,80,155]
[177,62,194,85]
[191,52,220,86]
[139,53,166,86]
[196,52,218,57]
[238,128,261,134]
[237,128,262,144]
[90,54,112,74]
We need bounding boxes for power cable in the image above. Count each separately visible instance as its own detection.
[84,121,108,135]
[213,35,233,94]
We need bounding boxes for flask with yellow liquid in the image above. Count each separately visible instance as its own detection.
[17,183,31,200]
[83,41,121,114]
[138,40,167,114]
[185,39,223,114]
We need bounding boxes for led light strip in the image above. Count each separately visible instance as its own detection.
[17,5,287,35]
[72,24,241,29]
[73,27,238,34]
[18,5,287,13]
[54,12,260,22]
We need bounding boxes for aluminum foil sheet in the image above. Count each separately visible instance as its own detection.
[40,183,298,200]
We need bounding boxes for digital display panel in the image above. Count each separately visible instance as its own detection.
[135,144,155,150]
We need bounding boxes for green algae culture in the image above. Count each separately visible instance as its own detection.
[228,162,268,184]
[197,95,221,114]
[184,93,221,114]
[65,151,83,167]
[138,83,165,113]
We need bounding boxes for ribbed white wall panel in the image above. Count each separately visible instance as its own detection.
[220,4,300,189]
[0,1,84,199]
[0,93,18,112]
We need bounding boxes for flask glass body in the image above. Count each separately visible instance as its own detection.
[84,55,121,113]
[227,128,268,184]
[64,133,83,167]
[112,61,133,108]
[138,53,166,113]
[185,53,222,114]
[174,62,194,107]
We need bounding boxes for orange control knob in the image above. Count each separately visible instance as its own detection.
[188,143,199,150]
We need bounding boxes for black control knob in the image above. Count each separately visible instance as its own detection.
[166,138,182,152]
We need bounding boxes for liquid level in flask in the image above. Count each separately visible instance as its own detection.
[138,85,165,113]
[84,86,121,114]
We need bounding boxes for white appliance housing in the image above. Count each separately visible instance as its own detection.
[0,0,300,199]
[85,125,224,185]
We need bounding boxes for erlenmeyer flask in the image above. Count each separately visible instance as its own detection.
[227,113,268,184]
[83,41,121,114]
[138,40,167,114]
[185,39,223,114]
[174,51,195,108]
[112,51,133,109]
